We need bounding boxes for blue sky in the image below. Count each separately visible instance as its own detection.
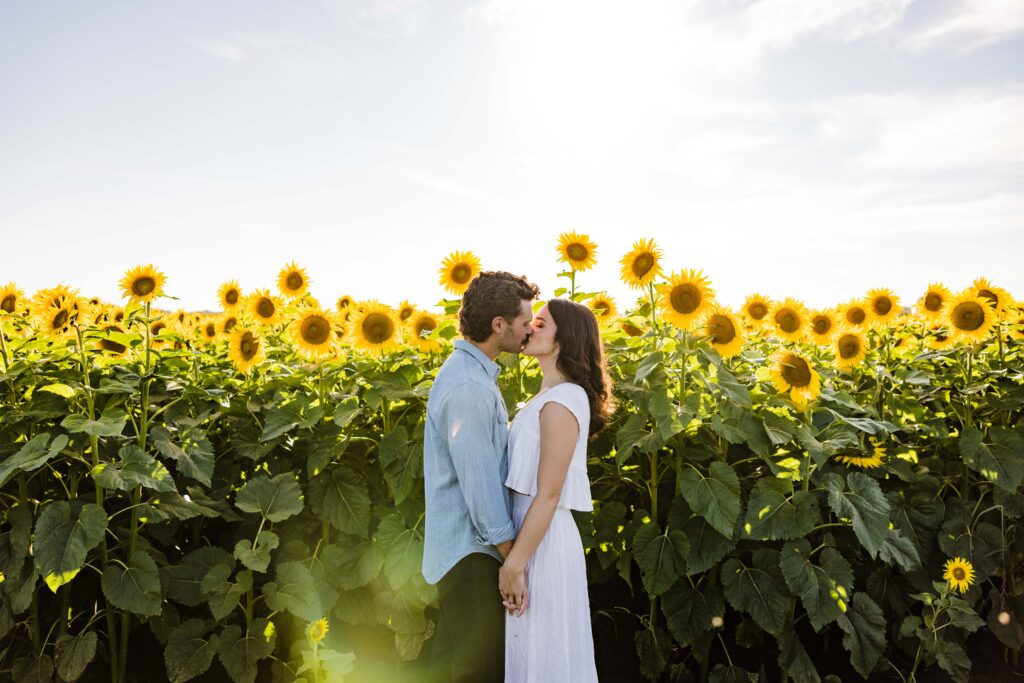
[1,0,1022,313]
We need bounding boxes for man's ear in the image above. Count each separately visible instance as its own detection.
[491,316,506,336]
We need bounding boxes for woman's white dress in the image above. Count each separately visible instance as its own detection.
[504,382,598,683]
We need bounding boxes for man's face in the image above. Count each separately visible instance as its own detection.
[496,300,535,354]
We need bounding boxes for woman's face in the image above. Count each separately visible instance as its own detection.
[522,304,558,358]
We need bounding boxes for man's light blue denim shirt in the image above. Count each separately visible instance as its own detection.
[422,339,516,585]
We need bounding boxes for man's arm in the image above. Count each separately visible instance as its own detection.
[442,382,516,549]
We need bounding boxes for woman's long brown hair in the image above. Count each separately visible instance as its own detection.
[547,297,615,436]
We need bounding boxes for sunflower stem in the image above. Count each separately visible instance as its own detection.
[0,319,10,372]
[647,283,658,334]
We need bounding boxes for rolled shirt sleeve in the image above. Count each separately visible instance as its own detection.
[441,382,516,547]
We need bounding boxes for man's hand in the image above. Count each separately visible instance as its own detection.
[495,540,513,559]
[499,562,529,616]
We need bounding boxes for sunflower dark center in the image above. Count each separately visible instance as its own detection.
[301,315,331,345]
[977,289,997,307]
[934,328,948,342]
[708,315,736,344]
[846,307,866,325]
[256,298,275,319]
[362,313,394,344]
[239,332,259,360]
[925,293,943,311]
[748,302,767,319]
[775,308,800,333]
[953,302,984,331]
[132,277,155,296]
[399,307,414,321]
[838,334,861,359]
[1,295,16,313]
[812,316,831,334]
[151,322,166,336]
[286,273,303,290]
[451,265,471,284]
[100,326,126,354]
[567,244,588,261]
[205,323,217,337]
[631,253,654,278]
[52,309,69,329]
[622,321,643,337]
[781,354,812,387]
[873,297,892,315]
[592,300,610,315]
[670,284,701,315]
[952,567,966,581]
[226,289,239,305]
[338,298,351,309]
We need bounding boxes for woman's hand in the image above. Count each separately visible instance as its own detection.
[499,562,528,616]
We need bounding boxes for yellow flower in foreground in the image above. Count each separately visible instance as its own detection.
[228,327,266,374]
[916,283,950,321]
[396,300,416,323]
[407,310,442,353]
[943,557,975,594]
[770,349,820,407]
[658,269,716,329]
[438,251,482,296]
[556,231,598,271]
[200,316,219,342]
[619,238,663,289]
[587,294,618,322]
[971,277,1012,318]
[834,329,868,370]
[119,264,166,304]
[0,282,24,316]
[834,437,885,468]
[218,280,243,311]
[36,297,78,338]
[839,299,869,330]
[277,261,310,299]
[947,291,995,343]
[741,293,773,328]
[770,298,807,343]
[248,289,284,327]
[289,308,339,359]
[337,295,354,312]
[219,312,239,335]
[349,301,401,354]
[307,617,329,645]
[867,288,901,327]
[702,306,744,359]
[809,308,838,345]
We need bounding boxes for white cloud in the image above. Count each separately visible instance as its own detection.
[319,0,431,36]
[901,0,1024,52]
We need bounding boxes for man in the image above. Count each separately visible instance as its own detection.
[422,270,540,682]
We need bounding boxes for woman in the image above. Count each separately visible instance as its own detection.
[499,297,614,682]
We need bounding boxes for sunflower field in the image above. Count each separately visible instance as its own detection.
[0,237,1022,682]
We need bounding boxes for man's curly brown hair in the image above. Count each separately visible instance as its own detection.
[459,271,540,342]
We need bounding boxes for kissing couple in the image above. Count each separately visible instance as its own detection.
[422,270,614,682]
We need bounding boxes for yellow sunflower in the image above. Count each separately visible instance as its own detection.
[834,437,886,468]
[700,306,744,358]
[621,320,645,337]
[307,617,329,645]
[809,308,838,345]
[247,289,284,327]
[925,324,955,350]
[916,283,951,321]
[396,300,417,323]
[218,280,243,311]
[289,307,340,359]
[943,557,975,594]
[619,238,663,289]
[1009,307,1024,341]
[947,291,996,343]
[770,349,821,407]
[438,251,482,296]
[200,316,219,343]
[95,323,129,358]
[839,299,869,330]
[770,298,808,343]
[149,317,172,348]
[741,293,773,328]
[31,283,80,313]
[834,329,868,370]
[0,283,25,316]
[36,297,78,338]
[349,301,401,354]
[277,261,310,299]
[556,231,598,271]
[867,288,901,328]
[228,327,266,374]
[587,294,618,322]
[970,277,1012,318]
[219,313,239,336]
[119,264,166,304]
[336,295,354,311]
[407,310,442,353]
[658,269,716,329]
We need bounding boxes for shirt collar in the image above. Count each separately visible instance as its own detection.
[453,339,501,382]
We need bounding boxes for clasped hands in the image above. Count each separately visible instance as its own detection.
[499,561,528,616]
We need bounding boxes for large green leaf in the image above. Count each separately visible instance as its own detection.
[217,620,275,683]
[151,426,215,487]
[0,433,68,487]
[322,540,382,590]
[202,565,253,621]
[679,462,741,538]
[615,413,658,464]
[34,501,107,592]
[743,478,819,541]
[164,619,220,683]
[262,561,322,622]
[260,403,303,441]
[61,407,127,437]
[877,527,921,572]
[633,521,688,597]
[720,548,792,636]
[648,385,684,442]
[836,593,886,679]
[669,498,735,575]
[779,539,853,632]
[0,505,32,576]
[235,472,304,522]
[101,551,163,616]
[374,513,424,590]
[712,363,751,408]
[233,530,279,573]
[661,579,725,648]
[92,444,176,493]
[55,630,97,682]
[634,625,670,681]
[378,426,421,505]
[960,426,1024,493]
[162,547,234,607]
[308,466,371,536]
[777,628,820,683]
[823,472,890,558]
